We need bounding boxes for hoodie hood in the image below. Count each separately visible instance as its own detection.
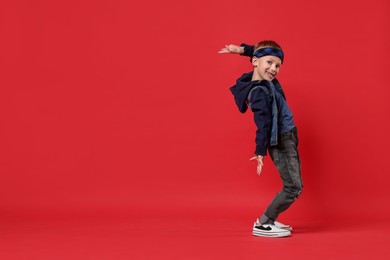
[229,71,258,113]
[230,72,286,113]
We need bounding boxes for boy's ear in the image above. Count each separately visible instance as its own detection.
[252,56,258,67]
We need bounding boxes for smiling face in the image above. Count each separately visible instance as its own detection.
[251,55,282,81]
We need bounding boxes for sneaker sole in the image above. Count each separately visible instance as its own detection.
[252,230,291,238]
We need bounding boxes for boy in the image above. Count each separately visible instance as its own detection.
[219,41,303,238]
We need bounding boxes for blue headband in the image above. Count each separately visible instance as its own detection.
[253,47,284,63]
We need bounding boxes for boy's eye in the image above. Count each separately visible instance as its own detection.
[267,61,272,64]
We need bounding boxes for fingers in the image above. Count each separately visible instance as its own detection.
[257,164,262,175]
[218,44,234,54]
[223,45,231,52]
[250,156,263,175]
[218,49,231,54]
[250,156,263,164]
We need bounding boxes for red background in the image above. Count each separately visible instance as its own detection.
[1,0,389,259]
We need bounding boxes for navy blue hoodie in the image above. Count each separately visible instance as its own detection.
[230,71,287,156]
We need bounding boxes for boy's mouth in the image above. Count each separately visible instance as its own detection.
[266,72,276,78]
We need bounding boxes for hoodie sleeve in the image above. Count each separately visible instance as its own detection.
[240,43,254,58]
[249,88,272,156]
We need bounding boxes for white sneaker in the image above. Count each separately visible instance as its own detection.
[274,221,293,231]
[252,223,291,238]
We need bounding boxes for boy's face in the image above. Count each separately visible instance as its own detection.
[252,55,282,81]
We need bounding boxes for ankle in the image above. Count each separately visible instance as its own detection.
[256,218,273,225]
[262,219,274,225]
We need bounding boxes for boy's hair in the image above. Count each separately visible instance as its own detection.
[254,40,283,52]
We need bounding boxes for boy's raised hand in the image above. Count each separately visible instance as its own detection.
[218,44,244,54]
[250,155,264,176]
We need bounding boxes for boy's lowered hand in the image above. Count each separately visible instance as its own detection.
[250,155,264,176]
[218,44,244,54]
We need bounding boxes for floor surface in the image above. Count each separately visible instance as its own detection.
[1,209,389,259]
